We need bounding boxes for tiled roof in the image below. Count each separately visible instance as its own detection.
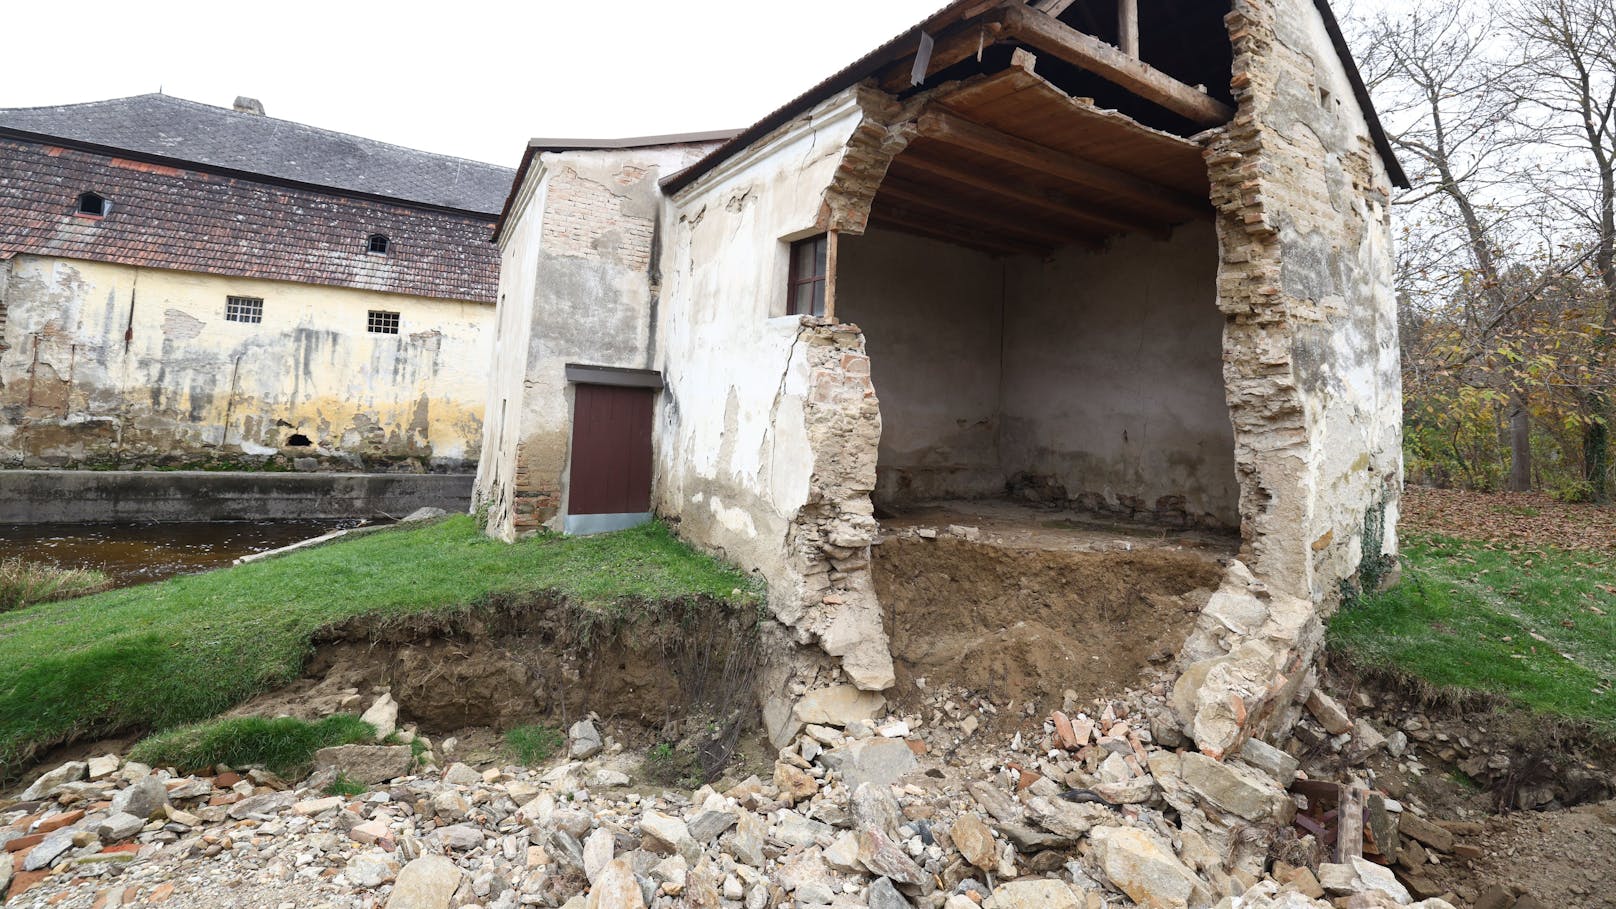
[0,138,500,303]
[0,94,514,214]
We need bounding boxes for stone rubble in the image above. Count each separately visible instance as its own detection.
[0,676,1500,909]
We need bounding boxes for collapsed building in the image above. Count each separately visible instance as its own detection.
[476,0,1406,750]
[0,94,509,471]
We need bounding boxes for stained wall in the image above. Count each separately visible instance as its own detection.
[0,255,492,471]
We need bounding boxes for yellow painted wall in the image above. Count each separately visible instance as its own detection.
[0,255,493,470]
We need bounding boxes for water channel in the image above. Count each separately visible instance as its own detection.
[0,521,362,589]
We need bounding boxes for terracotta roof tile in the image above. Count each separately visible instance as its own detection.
[0,138,499,303]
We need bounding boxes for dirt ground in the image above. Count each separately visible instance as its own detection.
[1426,800,1616,907]
[873,500,1230,719]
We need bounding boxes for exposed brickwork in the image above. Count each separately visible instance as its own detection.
[819,88,916,234]
[510,443,561,529]
[539,165,656,271]
[785,318,894,690]
[1207,0,1399,600]
[0,138,501,303]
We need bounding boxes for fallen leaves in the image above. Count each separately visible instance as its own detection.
[1402,486,1616,554]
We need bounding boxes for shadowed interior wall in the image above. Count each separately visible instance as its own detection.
[838,221,1236,527]
[1001,221,1237,527]
[836,228,1004,503]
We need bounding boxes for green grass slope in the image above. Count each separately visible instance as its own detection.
[0,516,754,776]
[1330,533,1616,733]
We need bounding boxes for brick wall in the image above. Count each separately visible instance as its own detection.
[538,165,656,271]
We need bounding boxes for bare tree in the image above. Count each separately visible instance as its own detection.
[1361,1,1539,489]
[1512,0,1616,499]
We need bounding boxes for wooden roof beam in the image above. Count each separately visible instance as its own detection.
[915,107,1209,222]
[874,180,1102,249]
[879,20,1007,93]
[999,4,1233,126]
[868,202,1051,257]
[893,152,1170,239]
[1033,0,1081,15]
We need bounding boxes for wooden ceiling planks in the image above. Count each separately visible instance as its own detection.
[863,62,1212,256]
[936,66,1210,196]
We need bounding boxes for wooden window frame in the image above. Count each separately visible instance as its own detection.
[367,233,390,255]
[787,234,830,318]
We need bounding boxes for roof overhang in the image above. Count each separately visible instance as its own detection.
[661,0,1407,198]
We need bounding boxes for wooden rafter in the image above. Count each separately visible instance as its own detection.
[874,178,1100,249]
[879,21,1006,92]
[891,152,1168,238]
[999,4,1233,126]
[1032,0,1081,15]
[868,201,1050,257]
[1118,0,1139,58]
[915,108,1208,222]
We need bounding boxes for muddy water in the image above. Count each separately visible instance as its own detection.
[0,521,361,588]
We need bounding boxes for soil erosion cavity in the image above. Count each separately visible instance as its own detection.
[874,536,1224,711]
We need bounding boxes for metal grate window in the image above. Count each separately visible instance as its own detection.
[367,310,401,334]
[225,296,263,324]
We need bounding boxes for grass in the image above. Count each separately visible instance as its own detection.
[504,724,565,766]
[1330,532,1616,734]
[0,559,109,612]
[0,516,756,777]
[324,773,368,798]
[127,714,374,777]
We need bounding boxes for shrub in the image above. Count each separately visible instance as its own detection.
[0,559,109,612]
[128,714,374,778]
[504,724,564,766]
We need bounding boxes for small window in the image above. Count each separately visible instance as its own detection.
[367,233,389,255]
[225,296,264,324]
[76,192,109,217]
[788,234,829,317]
[367,310,400,334]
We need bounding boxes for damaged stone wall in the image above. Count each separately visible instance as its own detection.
[655,89,900,708]
[0,255,491,471]
[1207,0,1402,604]
[1158,0,1403,785]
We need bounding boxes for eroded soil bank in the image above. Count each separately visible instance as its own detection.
[873,531,1225,714]
[231,595,765,776]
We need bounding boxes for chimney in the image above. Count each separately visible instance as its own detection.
[232,96,265,116]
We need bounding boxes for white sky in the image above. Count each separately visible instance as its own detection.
[0,0,1400,171]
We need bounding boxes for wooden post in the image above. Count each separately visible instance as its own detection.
[824,229,840,322]
[1337,786,1366,862]
[1118,0,1139,57]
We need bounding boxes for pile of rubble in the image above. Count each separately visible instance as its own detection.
[7,560,1559,909]
[3,670,1486,909]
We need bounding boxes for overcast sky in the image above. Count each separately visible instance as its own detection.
[0,0,1400,171]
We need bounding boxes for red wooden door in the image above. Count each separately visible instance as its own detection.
[568,384,655,516]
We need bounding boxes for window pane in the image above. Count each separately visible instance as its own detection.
[791,282,811,316]
[811,280,826,317]
[793,240,816,282]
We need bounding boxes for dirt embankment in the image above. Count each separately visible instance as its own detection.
[235,595,762,756]
[873,536,1222,715]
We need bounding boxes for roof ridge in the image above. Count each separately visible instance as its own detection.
[0,93,513,173]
